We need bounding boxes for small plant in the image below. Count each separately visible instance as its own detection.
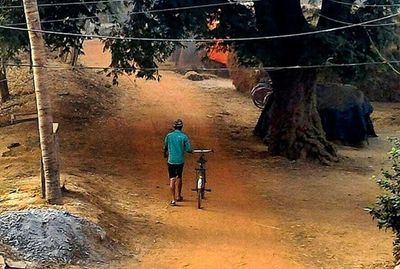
[367,137,400,262]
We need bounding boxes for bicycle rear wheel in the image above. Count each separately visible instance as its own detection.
[197,176,203,209]
[197,190,202,209]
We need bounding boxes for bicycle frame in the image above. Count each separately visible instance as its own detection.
[192,149,212,209]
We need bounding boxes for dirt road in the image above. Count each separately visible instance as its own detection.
[81,40,306,268]
[0,40,394,268]
[80,40,394,269]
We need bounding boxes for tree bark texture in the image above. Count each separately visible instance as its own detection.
[23,0,62,204]
[268,70,337,162]
[319,0,355,28]
[0,64,10,103]
[253,0,337,162]
[70,48,79,66]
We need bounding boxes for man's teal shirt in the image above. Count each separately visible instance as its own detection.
[164,130,192,164]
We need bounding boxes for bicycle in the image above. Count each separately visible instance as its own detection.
[191,148,213,209]
[251,81,273,109]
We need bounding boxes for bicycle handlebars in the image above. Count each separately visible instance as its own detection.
[192,149,213,154]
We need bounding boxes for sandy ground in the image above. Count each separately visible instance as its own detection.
[0,40,399,268]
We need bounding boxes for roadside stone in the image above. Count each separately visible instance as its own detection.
[57,92,70,96]
[184,71,204,81]
[6,143,20,149]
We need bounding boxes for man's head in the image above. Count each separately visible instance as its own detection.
[173,119,183,130]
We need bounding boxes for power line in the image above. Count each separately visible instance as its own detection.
[6,0,259,26]
[1,0,257,9]
[326,0,400,7]
[319,12,400,74]
[0,0,126,9]
[318,13,400,27]
[1,11,399,42]
[6,60,400,72]
[361,22,400,75]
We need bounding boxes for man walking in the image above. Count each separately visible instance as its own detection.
[164,119,192,206]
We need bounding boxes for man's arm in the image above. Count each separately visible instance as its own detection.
[185,136,192,153]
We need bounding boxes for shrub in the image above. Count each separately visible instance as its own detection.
[367,138,400,262]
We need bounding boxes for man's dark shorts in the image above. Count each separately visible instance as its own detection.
[168,163,184,178]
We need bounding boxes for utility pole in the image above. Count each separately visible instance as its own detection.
[23,0,62,204]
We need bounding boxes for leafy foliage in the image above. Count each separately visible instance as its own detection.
[108,0,399,83]
[367,138,400,260]
[39,0,104,54]
[0,0,117,63]
[311,0,400,82]
[0,0,27,64]
[105,0,256,79]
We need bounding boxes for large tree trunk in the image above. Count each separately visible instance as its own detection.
[268,70,337,162]
[319,0,355,28]
[23,0,62,204]
[0,63,10,103]
[252,0,337,162]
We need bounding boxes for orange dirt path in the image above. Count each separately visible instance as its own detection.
[81,40,306,269]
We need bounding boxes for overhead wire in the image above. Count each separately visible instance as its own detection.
[318,13,400,26]
[326,0,400,7]
[0,0,126,9]
[0,11,399,42]
[2,0,399,9]
[5,60,400,72]
[5,0,259,26]
[364,29,400,75]
[358,11,400,75]
[321,11,400,75]
[0,0,257,9]
[317,12,400,74]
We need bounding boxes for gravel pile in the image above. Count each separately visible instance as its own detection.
[0,208,106,264]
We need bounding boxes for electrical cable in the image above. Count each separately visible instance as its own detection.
[322,10,400,75]
[0,0,126,9]
[0,11,399,42]
[5,0,259,26]
[5,60,400,72]
[318,13,400,26]
[326,0,400,7]
[361,21,400,75]
[0,0,257,9]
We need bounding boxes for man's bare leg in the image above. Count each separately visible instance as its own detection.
[177,177,183,201]
[170,177,176,204]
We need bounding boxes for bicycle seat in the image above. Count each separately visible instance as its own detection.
[193,149,213,154]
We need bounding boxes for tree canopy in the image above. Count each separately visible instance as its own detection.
[0,0,117,65]
[107,0,399,80]
[0,0,118,101]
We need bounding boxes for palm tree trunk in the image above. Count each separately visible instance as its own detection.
[23,0,62,204]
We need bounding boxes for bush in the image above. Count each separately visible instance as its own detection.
[367,138,400,262]
[226,52,267,95]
